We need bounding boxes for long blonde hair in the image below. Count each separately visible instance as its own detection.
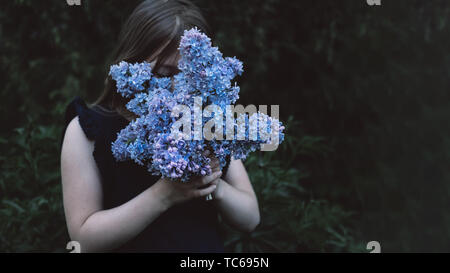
[92,0,210,121]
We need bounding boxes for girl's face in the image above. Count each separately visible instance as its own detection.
[147,50,181,78]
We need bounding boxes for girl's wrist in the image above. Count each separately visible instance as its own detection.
[212,178,226,201]
[152,178,173,211]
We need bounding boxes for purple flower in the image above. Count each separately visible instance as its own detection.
[110,27,285,182]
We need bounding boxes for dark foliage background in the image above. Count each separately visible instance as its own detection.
[1,0,449,252]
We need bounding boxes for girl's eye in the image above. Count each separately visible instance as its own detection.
[155,71,168,77]
[154,66,180,78]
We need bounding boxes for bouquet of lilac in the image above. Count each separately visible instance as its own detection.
[110,27,285,186]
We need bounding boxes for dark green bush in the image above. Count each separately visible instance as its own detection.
[220,119,363,252]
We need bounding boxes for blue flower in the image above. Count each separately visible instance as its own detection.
[110,27,285,182]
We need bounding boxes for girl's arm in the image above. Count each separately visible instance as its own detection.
[61,117,170,252]
[61,117,219,252]
[212,158,261,233]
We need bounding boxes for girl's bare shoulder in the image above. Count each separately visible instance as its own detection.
[62,116,95,156]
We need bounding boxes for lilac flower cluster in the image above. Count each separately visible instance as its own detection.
[110,27,285,182]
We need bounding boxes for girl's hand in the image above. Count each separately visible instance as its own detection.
[203,149,221,173]
[202,149,224,200]
[155,170,222,208]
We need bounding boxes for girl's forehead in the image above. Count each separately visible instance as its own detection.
[148,52,181,68]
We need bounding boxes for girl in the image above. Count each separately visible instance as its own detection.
[60,0,260,252]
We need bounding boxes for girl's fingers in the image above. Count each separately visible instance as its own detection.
[195,171,222,186]
[191,183,217,198]
[204,171,222,184]
[210,159,220,168]
[209,179,219,187]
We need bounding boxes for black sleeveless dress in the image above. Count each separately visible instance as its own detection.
[60,96,230,252]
